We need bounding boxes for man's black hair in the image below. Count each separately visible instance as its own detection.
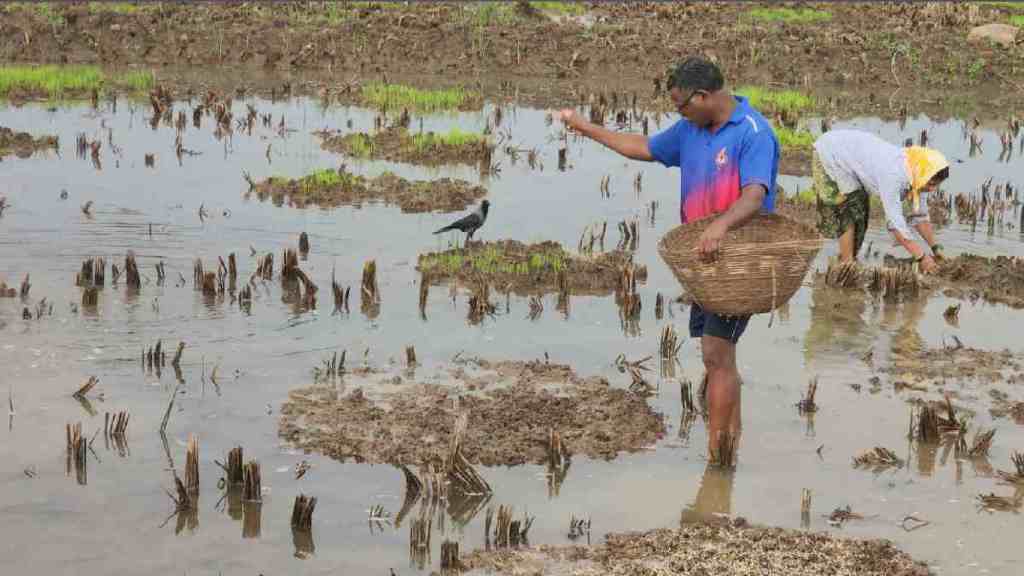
[668,57,724,93]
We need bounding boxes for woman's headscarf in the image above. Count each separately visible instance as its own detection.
[905,146,949,211]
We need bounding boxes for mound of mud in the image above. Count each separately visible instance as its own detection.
[417,240,646,296]
[884,341,1022,386]
[937,254,1024,309]
[462,522,930,576]
[319,127,493,167]
[0,126,58,159]
[250,170,485,213]
[279,359,665,466]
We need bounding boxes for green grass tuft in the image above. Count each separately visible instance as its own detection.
[747,7,832,24]
[0,65,155,99]
[87,2,146,14]
[735,86,815,116]
[361,83,478,113]
[0,65,103,98]
[409,129,487,152]
[775,126,814,150]
[529,2,585,15]
[1010,14,1024,26]
[296,168,360,190]
[420,245,565,276]
[112,69,155,92]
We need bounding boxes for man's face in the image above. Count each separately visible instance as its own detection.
[670,86,707,126]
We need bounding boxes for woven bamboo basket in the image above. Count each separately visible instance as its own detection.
[657,214,823,316]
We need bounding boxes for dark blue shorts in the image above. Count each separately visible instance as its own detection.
[689,304,750,344]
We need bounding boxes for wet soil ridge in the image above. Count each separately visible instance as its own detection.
[937,253,1024,309]
[885,337,1023,386]
[279,359,665,466]
[462,522,930,576]
[249,167,486,213]
[318,127,494,167]
[0,126,58,159]
[417,240,647,296]
[3,4,1021,119]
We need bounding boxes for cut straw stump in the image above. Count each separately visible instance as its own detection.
[853,446,905,471]
[800,488,812,528]
[446,413,492,495]
[331,269,350,314]
[796,376,818,414]
[125,251,141,290]
[659,324,682,359]
[185,434,199,502]
[492,504,534,549]
[242,459,262,502]
[291,494,317,530]
[440,540,460,571]
[996,452,1024,486]
[361,260,380,305]
[76,256,106,287]
[225,446,245,486]
[73,376,99,400]
[66,421,88,485]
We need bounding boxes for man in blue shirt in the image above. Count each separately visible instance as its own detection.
[559,56,779,465]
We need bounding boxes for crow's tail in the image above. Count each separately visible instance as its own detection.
[433,224,456,234]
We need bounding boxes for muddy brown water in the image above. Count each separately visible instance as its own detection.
[2,91,1024,575]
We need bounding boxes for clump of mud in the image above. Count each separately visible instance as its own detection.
[937,254,1024,309]
[417,240,646,296]
[0,126,58,159]
[319,127,494,167]
[279,358,665,466]
[249,169,485,213]
[884,339,1022,386]
[989,390,1024,425]
[462,522,930,576]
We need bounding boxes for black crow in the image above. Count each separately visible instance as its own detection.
[433,200,490,243]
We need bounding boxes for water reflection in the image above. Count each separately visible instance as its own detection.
[680,464,735,524]
[803,278,874,369]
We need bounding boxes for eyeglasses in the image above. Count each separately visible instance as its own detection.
[676,89,704,113]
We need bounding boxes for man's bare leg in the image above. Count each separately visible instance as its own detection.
[702,334,742,464]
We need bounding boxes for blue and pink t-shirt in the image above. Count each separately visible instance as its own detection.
[648,95,779,223]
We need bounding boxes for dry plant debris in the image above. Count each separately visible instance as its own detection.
[280,359,665,466]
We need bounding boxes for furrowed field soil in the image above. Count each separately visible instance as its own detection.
[2,2,1023,118]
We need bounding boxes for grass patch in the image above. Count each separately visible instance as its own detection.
[775,126,814,150]
[360,83,479,113]
[345,133,374,158]
[747,7,832,24]
[529,1,585,15]
[735,86,815,116]
[87,2,146,14]
[0,65,154,99]
[1010,14,1024,26]
[111,69,155,92]
[4,2,66,26]
[409,128,487,152]
[463,2,520,26]
[420,244,566,276]
[0,65,103,98]
[982,1,1024,10]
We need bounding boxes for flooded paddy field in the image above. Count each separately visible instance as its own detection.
[2,71,1024,575]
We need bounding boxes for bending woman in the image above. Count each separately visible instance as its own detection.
[811,129,949,273]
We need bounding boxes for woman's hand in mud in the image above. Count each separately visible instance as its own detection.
[558,109,586,131]
[920,254,938,274]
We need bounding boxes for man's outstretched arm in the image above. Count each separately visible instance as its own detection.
[558,109,654,161]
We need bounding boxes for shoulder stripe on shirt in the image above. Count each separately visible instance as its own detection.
[745,115,759,132]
